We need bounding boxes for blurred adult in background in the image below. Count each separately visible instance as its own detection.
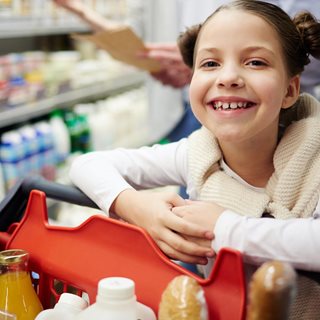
[54,0,320,146]
[53,0,186,144]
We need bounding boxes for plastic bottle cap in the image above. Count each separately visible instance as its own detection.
[58,293,88,310]
[98,277,135,301]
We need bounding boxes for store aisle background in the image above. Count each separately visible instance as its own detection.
[0,0,182,226]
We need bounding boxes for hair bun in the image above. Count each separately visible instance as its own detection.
[178,24,201,68]
[293,11,320,60]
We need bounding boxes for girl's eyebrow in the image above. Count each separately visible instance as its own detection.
[197,45,276,58]
[242,46,276,57]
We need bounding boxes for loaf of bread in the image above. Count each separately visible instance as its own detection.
[247,261,297,320]
[158,275,208,320]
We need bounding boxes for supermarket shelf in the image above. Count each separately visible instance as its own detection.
[0,71,145,128]
[0,17,90,39]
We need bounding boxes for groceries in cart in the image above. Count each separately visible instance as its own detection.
[1,246,299,320]
[75,277,156,320]
[35,293,88,320]
[158,275,208,320]
[0,249,43,319]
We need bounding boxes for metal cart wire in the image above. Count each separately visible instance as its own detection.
[0,176,246,320]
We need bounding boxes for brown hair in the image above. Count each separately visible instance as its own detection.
[178,0,320,77]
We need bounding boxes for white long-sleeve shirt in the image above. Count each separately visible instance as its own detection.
[69,139,320,272]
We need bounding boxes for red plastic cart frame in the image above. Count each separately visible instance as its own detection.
[1,190,246,319]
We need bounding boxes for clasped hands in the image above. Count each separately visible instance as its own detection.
[112,189,225,265]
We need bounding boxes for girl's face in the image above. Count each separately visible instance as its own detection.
[190,9,299,145]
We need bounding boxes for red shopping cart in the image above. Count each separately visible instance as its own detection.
[0,176,247,320]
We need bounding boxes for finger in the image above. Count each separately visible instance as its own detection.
[157,240,209,265]
[171,208,186,218]
[165,213,214,239]
[144,43,179,51]
[160,227,214,258]
[165,193,186,207]
[184,235,215,249]
[171,205,191,215]
[143,50,182,63]
[185,199,204,206]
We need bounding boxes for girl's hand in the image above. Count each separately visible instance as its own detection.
[112,189,215,264]
[172,200,225,248]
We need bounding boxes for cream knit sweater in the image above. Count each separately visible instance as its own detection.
[188,93,320,319]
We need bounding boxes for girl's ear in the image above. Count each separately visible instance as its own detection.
[282,75,300,109]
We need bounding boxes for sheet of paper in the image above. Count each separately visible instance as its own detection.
[73,26,161,72]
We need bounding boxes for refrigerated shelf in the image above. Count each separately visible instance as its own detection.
[0,71,145,128]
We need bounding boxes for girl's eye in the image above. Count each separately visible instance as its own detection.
[247,60,267,67]
[201,60,219,68]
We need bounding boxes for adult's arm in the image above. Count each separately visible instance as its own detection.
[53,0,122,31]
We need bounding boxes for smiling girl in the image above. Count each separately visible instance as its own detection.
[70,1,320,318]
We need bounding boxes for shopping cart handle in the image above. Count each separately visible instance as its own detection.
[21,175,99,208]
[0,175,98,231]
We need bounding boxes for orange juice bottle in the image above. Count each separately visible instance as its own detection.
[0,249,43,320]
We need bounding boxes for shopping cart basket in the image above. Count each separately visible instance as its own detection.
[0,176,246,320]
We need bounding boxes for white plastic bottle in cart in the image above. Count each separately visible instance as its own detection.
[76,277,156,320]
[35,293,88,320]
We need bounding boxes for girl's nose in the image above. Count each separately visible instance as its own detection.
[217,64,244,89]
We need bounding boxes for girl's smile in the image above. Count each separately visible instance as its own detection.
[206,96,258,123]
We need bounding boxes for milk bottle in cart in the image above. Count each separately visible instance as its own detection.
[35,293,88,320]
[76,277,157,320]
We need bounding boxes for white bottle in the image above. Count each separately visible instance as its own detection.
[35,293,88,320]
[49,110,71,163]
[76,277,156,320]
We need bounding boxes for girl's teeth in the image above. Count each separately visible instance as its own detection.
[222,103,229,109]
[230,102,238,109]
[212,101,252,110]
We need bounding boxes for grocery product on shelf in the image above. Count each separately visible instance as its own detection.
[19,125,42,174]
[34,121,57,180]
[0,162,6,200]
[35,293,88,320]
[76,277,156,320]
[7,75,28,107]
[0,249,43,319]
[49,110,71,163]
[0,130,26,189]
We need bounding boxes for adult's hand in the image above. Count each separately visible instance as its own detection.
[140,43,192,88]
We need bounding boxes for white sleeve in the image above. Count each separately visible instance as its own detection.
[213,210,320,272]
[69,139,188,213]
